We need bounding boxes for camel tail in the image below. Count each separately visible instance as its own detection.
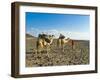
[72,40,74,49]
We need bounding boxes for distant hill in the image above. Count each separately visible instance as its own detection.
[26,33,36,38]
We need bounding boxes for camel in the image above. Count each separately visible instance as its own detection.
[57,34,73,51]
[36,33,54,53]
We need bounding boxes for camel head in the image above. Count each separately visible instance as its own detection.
[66,37,70,40]
[66,37,71,41]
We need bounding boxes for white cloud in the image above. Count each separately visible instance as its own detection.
[27,28,90,40]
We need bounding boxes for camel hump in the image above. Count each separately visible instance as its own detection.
[59,34,65,39]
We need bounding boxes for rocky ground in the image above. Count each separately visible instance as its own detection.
[26,35,89,67]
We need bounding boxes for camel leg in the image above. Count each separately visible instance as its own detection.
[61,40,64,52]
[37,47,40,53]
[60,43,64,52]
[61,46,64,52]
[37,42,42,53]
[57,40,59,48]
[46,46,50,57]
[57,39,61,48]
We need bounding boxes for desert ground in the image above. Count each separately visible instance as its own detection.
[26,34,89,67]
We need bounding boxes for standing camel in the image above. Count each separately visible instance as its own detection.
[57,34,73,51]
[37,33,54,53]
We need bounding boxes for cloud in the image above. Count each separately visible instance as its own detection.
[68,32,90,40]
[27,28,90,40]
[27,27,41,37]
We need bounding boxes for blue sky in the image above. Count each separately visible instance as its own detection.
[26,12,90,40]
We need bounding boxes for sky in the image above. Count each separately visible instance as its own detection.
[26,12,90,40]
